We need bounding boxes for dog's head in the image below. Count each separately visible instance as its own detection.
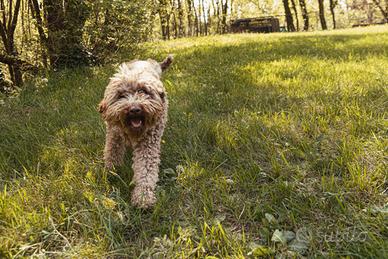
[99,56,173,135]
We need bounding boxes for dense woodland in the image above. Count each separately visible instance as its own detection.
[0,0,387,91]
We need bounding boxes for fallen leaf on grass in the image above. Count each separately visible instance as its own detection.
[271,229,287,244]
[271,230,296,244]
[265,213,277,224]
[288,228,310,255]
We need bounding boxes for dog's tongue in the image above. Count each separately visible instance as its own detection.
[131,118,142,128]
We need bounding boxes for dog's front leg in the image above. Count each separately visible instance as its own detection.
[103,125,127,169]
[130,132,162,208]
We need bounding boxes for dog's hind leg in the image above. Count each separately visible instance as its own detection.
[103,125,127,170]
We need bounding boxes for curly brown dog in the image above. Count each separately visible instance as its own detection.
[99,56,173,208]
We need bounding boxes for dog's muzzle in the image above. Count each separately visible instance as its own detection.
[125,106,145,131]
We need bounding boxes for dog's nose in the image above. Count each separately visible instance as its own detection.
[130,107,142,114]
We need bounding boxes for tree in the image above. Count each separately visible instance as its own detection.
[0,0,23,86]
[42,0,91,69]
[186,0,194,36]
[317,0,328,30]
[371,0,388,21]
[29,0,48,68]
[212,0,221,34]
[290,0,300,31]
[299,0,309,31]
[159,0,171,39]
[329,0,338,28]
[221,0,228,33]
[177,0,185,36]
[198,0,203,34]
[170,0,178,38]
[201,0,208,35]
[192,0,199,36]
[207,5,212,34]
[85,1,155,60]
[282,0,296,31]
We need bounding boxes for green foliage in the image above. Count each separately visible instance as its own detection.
[84,0,156,63]
[0,26,388,257]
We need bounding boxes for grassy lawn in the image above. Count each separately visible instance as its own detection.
[1,26,387,257]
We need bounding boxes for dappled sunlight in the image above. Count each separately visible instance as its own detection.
[1,27,387,257]
[176,161,207,188]
[151,25,388,54]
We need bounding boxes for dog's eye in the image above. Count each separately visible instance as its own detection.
[118,94,126,99]
[159,92,165,99]
[137,89,147,95]
[137,89,146,94]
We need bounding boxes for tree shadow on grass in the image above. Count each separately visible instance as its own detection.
[0,67,110,180]
[0,32,386,257]
[173,33,387,112]
[161,32,387,177]
[1,32,387,184]
[156,34,387,255]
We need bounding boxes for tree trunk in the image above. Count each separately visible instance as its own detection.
[202,0,208,35]
[159,12,167,39]
[170,0,178,38]
[290,0,300,31]
[299,0,309,31]
[213,0,221,34]
[198,0,202,35]
[192,1,199,36]
[329,0,337,29]
[29,0,48,68]
[282,0,295,32]
[166,15,171,40]
[10,0,23,86]
[207,7,211,34]
[159,0,171,40]
[43,0,63,66]
[221,0,228,33]
[177,0,184,36]
[0,0,23,86]
[43,0,90,69]
[186,0,193,36]
[317,0,327,30]
[172,13,178,38]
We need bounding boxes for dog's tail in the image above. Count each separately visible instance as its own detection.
[160,55,173,72]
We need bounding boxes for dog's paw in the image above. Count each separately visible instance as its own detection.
[131,186,156,209]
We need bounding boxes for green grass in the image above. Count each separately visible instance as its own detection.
[1,25,388,258]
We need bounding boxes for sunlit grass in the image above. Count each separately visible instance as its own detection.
[1,25,387,257]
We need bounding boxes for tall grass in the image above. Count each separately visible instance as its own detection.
[1,25,387,257]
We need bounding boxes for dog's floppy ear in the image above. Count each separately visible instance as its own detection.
[98,100,107,114]
[160,55,173,72]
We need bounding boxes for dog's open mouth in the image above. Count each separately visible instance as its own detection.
[126,115,145,130]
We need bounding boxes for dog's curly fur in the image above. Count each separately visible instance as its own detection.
[99,56,173,208]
